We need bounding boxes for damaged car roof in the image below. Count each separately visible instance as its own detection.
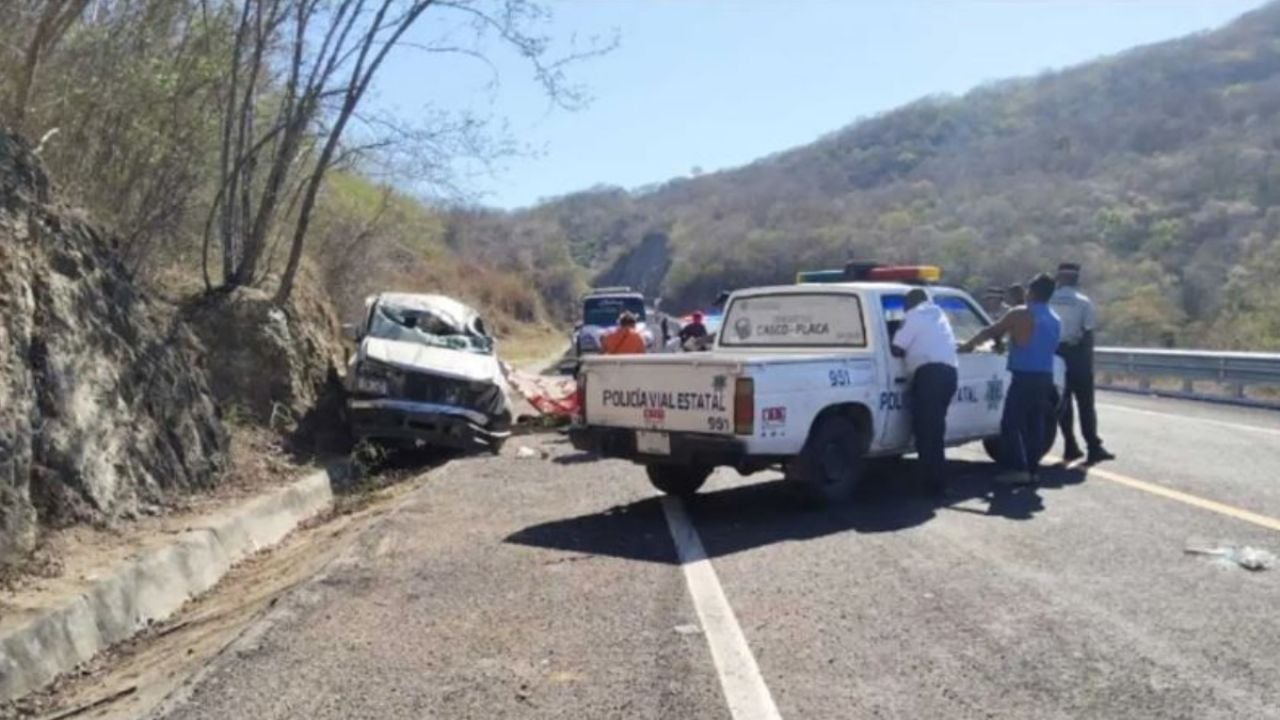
[372,293,487,335]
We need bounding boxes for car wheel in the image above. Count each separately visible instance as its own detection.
[645,464,712,497]
[787,415,866,504]
[982,407,1060,464]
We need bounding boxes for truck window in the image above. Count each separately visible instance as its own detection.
[721,293,866,348]
[883,293,989,342]
[935,294,989,338]
[583,296,646,326]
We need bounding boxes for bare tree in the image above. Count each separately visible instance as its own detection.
[3,0,91,130]
[202,0,613,303]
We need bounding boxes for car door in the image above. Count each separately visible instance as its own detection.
[934,292,1006,442]
[877,293,915,451]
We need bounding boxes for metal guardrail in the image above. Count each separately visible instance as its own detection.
[1095,347,1280,405]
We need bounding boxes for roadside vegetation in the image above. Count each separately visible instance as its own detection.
[0,0,597,568]
[0,0,596,335]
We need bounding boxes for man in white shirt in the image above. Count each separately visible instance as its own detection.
[1050,262,1115,464]
[891,288,960,497]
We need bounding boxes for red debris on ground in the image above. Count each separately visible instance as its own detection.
[504,367,579,417]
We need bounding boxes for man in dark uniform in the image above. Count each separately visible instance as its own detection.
[1050,262,1115,464]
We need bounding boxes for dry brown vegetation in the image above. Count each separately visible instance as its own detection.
[487,3,1280,350]
[0,0,601,340]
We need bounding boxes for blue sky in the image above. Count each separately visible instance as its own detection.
[373,0,1268,209]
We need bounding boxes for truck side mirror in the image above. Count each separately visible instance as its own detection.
[341,323,361,342]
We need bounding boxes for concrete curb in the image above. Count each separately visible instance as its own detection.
[0,465,343,702]
[146,460,455,720]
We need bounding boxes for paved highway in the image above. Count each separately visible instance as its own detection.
[151,392,1280,719]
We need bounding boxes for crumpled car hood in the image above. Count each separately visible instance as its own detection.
[362,337,503,384]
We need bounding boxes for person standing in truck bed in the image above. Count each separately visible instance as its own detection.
[602,312,646,355]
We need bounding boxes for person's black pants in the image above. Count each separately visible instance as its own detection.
[1001,371,1054,474]
[911,363,958,488]
[1057,343,1102,452]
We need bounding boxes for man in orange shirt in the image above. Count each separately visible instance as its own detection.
[601,312,646,354]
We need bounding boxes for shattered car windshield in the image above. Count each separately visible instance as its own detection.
[583,296,646,327]
[367,302,494,354]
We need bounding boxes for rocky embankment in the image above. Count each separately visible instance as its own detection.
[0,131,228,562]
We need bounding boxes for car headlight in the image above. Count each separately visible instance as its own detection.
[355,375,390,396]
[441,385,463,406]
[355,361,401,397]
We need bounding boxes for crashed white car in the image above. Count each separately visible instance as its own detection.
[345,293,513,452]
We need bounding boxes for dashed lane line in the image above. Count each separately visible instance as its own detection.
[661,496,783,720]
[1098,402,1280,438]
[1050,456,1280,533]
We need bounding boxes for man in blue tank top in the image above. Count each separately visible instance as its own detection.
[958,273,1061,484]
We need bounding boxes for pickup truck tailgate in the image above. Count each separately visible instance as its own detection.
[583,358,738,434]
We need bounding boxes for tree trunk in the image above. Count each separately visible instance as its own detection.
[8,0,90,130]
[276,1,432,303]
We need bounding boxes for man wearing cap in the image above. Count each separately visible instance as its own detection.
[678,311,710,350]
[1050,262,1115,464]
[891,288,959,498]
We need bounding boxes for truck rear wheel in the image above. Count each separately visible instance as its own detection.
[787,415,866,504]
[645,464,712,497]
[982,408,1060,464]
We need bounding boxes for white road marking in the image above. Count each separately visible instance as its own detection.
[661,496,783,720]
[1098,402,1280,438]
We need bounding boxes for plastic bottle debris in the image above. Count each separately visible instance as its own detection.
[1235,547,1276,571]
[674,624,703,636]
[515,446,542,460]
[1184,538,1275,572]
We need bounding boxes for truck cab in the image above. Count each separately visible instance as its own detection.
[569,265,1064,503]
[573,287,655,356]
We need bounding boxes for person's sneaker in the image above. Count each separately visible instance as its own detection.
[1062,445,1085,463]
[1087,447,1116,464]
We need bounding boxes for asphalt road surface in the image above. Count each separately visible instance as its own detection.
[151,391,1280,719]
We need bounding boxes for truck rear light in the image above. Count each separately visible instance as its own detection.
[734,377,754,435]
[574,375,586,423]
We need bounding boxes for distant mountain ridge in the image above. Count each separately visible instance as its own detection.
[455,2,1280,348]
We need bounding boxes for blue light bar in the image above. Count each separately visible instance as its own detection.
[795,269,846,284]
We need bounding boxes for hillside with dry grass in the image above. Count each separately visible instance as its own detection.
[492,2,1280,350]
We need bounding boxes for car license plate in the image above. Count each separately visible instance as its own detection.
[635,430,670,456]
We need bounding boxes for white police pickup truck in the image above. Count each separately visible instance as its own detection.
[569,265,1065,502]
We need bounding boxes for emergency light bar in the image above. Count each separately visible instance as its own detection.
[868,265,941,282]
[796,263,942,284]
[794,269,846,283]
